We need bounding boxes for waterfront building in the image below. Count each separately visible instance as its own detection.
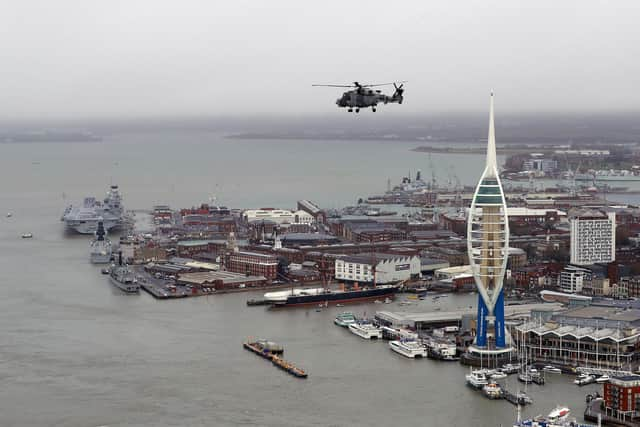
[177,270,267,291]
[604,376,640,421]
[225,251,278,280]
[522,157,558,174]
[514,306,640,372]
[242,209,295,224]
[558,264,593,293]
[466,94,510,352]
[297,199,326,224]
[334,253,420,284]
[570,209,616,265]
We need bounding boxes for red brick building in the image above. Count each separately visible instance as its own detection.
[226,251,278,280]
[604,375,640,420]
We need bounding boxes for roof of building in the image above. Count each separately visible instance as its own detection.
[177,271,266,285]
[282,233,339,241]
[338,253,416,265]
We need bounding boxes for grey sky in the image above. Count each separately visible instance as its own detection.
[2,0,640,118]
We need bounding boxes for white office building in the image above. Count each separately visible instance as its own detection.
[558,264,592,293]
[335,254,421,284]
[569,210,616,265]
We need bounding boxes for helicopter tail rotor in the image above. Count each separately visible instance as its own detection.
[392,83,405,104]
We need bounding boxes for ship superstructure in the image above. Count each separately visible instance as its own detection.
[89,220,112,264]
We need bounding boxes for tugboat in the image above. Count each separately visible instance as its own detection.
[109,251,140,294]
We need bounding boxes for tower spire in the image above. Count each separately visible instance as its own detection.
[485,92,497,174]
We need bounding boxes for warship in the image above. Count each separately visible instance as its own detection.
[109,251,139,294]
[89,220,112,264]
[62,185,123,234]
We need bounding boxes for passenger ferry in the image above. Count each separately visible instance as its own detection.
[388,340,427,358]
[348,322,383,339]
[334,312,357,327]
[465,369,489,389]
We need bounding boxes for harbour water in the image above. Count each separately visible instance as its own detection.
[0,132,599,426]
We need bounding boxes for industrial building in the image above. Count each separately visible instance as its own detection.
[225,251,278,280]
[177,271,267,291]
[570,209,616,265]
[334,253,420,284]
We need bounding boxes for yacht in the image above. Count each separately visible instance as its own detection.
[490,370,508,380]
[543,365,562,374]
[334,312,357,327]
[513,406,596,427]
[596,374,610,383]
[482,382,502,399]
[466,369,489,389]
[574,373,596,386]
[348,322,382,339]
[389,340,427,358]
[501,363,521,374]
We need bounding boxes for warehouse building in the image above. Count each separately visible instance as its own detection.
[335,253,420,284]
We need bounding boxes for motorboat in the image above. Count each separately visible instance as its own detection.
[543,365,562,374]
[501,363,521,374]
[334,312,357,327]
[21,233,33,238]
[482,382,502,399]
[389,340,427,358]
[596,374,610,383]
[348,322,383,339]
[574,373,596,386]
[466,369,489,389]
[490,370,508,380]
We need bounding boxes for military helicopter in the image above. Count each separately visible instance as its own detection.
[312,81,406,112]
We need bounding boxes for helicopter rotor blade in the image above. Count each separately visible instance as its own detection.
[361,80,408,88]
[312,84,355,88]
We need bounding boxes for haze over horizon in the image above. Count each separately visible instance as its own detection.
[2,1,640,119]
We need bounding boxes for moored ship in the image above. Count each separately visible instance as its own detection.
[109,252,139,294]
[62,185,124,234]
[89,220,112,264]
[265,284,399,308]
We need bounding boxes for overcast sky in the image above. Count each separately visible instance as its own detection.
[2,1,640,119]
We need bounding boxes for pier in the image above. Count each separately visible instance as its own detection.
[243,341,308,379]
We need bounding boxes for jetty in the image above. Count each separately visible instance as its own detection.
[243,340,307,379]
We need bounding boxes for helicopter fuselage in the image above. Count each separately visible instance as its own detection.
[336,89,403,112]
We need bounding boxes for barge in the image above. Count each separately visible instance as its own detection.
[243,340,307,379]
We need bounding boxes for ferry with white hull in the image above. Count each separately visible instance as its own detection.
[389,340,427,358]
[348,322,382,339]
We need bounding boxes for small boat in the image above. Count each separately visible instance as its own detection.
[543,365,562,374]
[383,297,392,304]
[490,370,508,380]
[348,322,383,339]
[516,391,533,405]
[100,268,110,275]
[6,212,12,218]
[466,369,489,389]
[501,363,521,374]
[399,301,412,306]
[21,233,33,238]
[374,299,383,304]
[336,303,344,307]
[596,374,610,383]
[518,373,533,384]
[389,340,427,359]
[482,382,502,399]
[334,312,357,327]
[574,373,596,386]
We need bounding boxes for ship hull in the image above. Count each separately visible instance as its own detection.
[65,219,119,234]
[272,286,398,307]
[90,253,112,264]
[109,276,140,293]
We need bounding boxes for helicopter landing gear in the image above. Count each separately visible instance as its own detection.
[348,108,353,112]
[355,108,360,113]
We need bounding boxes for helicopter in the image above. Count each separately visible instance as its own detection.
[312,81,406,112]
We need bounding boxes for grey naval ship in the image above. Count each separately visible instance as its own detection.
[89,220,112,264]
[109,252,139,294]
[62,185,123,234]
